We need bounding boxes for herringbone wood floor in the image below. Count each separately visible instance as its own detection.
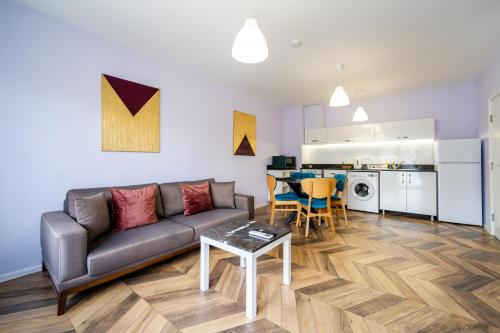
[1,208,500,332]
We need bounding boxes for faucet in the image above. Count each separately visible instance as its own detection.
[387,161,406,169]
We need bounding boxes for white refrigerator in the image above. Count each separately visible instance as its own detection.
[436,139,482,226]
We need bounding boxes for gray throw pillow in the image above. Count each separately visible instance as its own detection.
[75,192,110,242]
[210,181,236,209]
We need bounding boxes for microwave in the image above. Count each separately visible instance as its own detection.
[272,156,296,169]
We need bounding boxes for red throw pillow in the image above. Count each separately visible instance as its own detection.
[111,185,159,231]
[179,181,213,216]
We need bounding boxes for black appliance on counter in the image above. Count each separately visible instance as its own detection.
[272,155,296,169]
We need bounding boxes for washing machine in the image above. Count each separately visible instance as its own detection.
[347,171,379,213]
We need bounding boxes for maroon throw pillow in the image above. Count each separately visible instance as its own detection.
[179,181,213,216]
[111,185,159,232]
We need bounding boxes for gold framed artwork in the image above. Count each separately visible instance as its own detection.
[101,74,160,152]
[233,110,256,156]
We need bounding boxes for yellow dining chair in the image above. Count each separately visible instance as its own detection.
[331,174,349,226]
[298,178,336,237]
[267,175,300,225]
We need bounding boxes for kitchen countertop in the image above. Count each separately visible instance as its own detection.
[301,163,354,170]
[266,165,297,170]
[301,164,436,172]
[348,169,437,173]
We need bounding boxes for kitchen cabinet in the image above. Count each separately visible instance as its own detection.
[305,128,328,144]
[406,172,437,216]
[327,124,374,143]
[380,171,437,218]
[373,118,434,141]
[306,118,434,145]
[303,104,325,130]
[380,171,407,212]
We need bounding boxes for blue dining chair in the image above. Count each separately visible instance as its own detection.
[331,174,348,226]
[267,175,300,225]
[298,178,336,237]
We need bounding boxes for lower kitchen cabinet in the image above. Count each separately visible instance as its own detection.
[406,172,437,216]
[380,171,407,212]
[380,171,437,219]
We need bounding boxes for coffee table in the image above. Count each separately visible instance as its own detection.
[200,220,292,319]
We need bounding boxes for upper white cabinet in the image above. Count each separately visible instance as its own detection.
[327,124,374,144]
[305,128,328,144]
[373,118,434,142]
[303,117,434,145]
[303,104,325,130]
[303,104,328,144]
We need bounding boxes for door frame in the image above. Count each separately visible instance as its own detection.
[488,88,500,237]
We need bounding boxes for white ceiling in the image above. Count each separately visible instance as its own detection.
[15,0,500,106]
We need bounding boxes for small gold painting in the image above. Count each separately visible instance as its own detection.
[233,110,256,156]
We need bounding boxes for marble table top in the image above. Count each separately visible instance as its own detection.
[201,220,291,253]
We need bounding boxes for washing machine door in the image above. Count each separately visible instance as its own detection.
[350,177,374,201]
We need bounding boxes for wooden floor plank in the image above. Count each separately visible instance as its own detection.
[1,207,499,332]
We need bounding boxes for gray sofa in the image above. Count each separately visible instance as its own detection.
[40,179,254,315]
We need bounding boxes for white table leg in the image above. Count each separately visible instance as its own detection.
[240,256,246,268]
[246,255,257,318]
[283,237,291,286]
[200,241,209,291]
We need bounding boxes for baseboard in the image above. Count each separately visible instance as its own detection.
[255,203,268,210]
[0,264,42,283]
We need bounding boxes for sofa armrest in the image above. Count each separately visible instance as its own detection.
[41,211,87,284]
[234,193,254,220]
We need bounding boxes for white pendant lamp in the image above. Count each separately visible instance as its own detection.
[232,17,268,63]
[352,106,369,122]
[329,86,350,107]
[329,63,350,107]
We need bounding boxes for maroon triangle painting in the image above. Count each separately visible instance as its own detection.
[103,74,159,116]
[235,135,255,156]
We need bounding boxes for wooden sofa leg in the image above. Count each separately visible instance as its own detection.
[57,294,67,316]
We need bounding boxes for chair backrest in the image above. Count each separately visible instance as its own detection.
[334,173,347,192]
[266,175,277,202]
[301,178,336,200]
[291,172,316,180]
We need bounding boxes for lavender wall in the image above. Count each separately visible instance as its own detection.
[325,82,477,138]
[281,106,304,163]
[0,2,282,277]
[476,53,500,233]
[477,54,500,138]
[282,82,477,164]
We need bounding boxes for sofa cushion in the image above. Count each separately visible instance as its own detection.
[169,208,249,240]
[87,219,193,276]
[210,181,236,209]
[74,192,110,242]
[159,179,214,217]
[111,185,158,231]
[180,181,213,216]
[66,183,164,219]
